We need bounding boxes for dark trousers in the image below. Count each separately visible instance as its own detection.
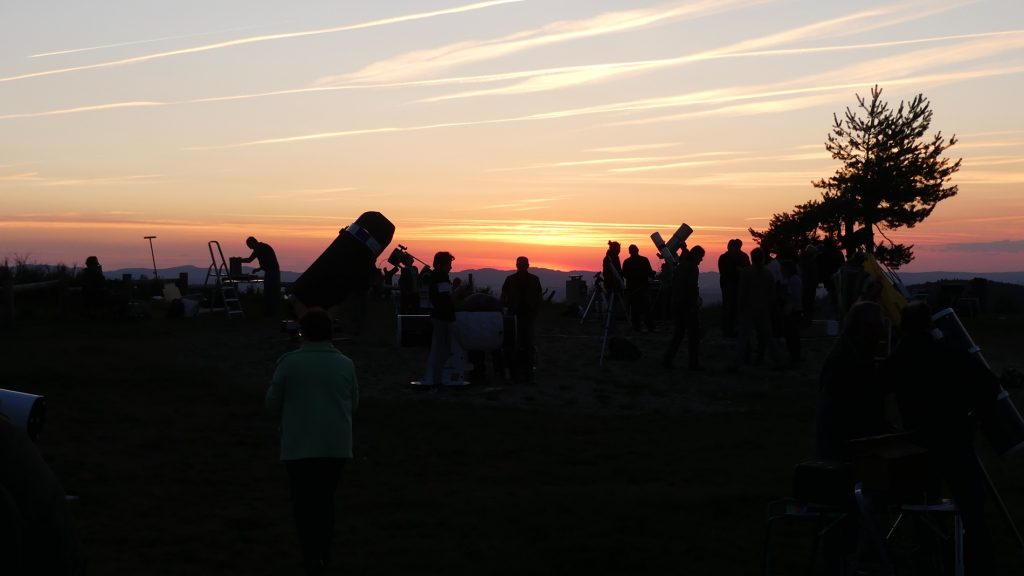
[663,311,700,368]
[264,269,281,314]
[286,458,347,576]
[511,315,536,382]
[628,288,653,331]
[720,283,738,336]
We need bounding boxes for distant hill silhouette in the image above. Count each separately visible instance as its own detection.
[446,268,1024,305]
[105,265,1024,305]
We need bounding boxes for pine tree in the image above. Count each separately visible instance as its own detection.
[752,86,960,269]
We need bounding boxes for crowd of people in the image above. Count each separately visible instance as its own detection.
[45,235,1007,574]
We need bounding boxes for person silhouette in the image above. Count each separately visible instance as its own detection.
[717,239,750,337]
[735,247,783,369]
[602,241,624,311]
[78,255,109,308]
[266,308,358,576]
[622,244,655,332]
[501,256,543,383]
[662,245,705,371]
[814,300,889,461]
[427,252,456,386]
[241,236,281,314]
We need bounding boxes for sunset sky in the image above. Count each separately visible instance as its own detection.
[2,0,1022,274]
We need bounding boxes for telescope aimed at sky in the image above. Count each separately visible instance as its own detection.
[651,223,693,265]
[290,212,395,312]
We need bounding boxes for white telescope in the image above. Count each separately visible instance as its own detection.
[651,223,693,264]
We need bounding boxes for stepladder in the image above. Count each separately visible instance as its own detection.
[204,241,244,318]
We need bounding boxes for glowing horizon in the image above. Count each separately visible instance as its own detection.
[2,1,1022,274]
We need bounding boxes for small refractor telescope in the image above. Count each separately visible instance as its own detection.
[387,244,427,268]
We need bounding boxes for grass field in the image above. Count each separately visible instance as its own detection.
[4,295,1024,575]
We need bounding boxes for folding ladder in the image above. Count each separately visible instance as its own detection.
[204,241,244,318]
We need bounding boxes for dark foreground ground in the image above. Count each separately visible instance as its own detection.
[4,296,1024,575]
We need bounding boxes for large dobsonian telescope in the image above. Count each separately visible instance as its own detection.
[290,212,396,311]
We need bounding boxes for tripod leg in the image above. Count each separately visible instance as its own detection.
[977,453,1024,553]
[581,288,598,324]
[600,293,615,366]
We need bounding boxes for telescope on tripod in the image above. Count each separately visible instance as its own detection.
[386,244,428,269]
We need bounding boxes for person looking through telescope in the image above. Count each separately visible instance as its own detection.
[242,236,281,314]
[662,245,705,372]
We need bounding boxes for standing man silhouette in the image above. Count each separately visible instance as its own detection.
[622,244,655,332]
[242,236,281,314]
[717,239,750,337]
[501,256,543,383]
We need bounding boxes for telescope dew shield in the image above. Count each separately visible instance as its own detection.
[291,212,396,310]
[651,223,692,264]
[666,223,693,254]
[0,388,46,441]
[650,232,676,264]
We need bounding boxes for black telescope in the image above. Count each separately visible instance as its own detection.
[290,212,396,310]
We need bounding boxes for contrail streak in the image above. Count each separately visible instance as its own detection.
[0,0,524,84]
[6,29,1016,122]
[192,66,1024,150]
[29,25,265,58]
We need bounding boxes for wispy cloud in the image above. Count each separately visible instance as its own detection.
[609,149,829,173]
[585,143,680,153]
[470,195,576,211]
[416,2,989,102]
[962,156,1024,167]
[938,239,1024,253]
[0,171,165,186]
[29,24,265,58]
[398,217,744,247]
[254,186,358,199]
[0,172,41,181]
[953,169,1024,185]
[484,156,683,172]
[0,0,523,84]
[317,0,765,85]
[0,102,164,121]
